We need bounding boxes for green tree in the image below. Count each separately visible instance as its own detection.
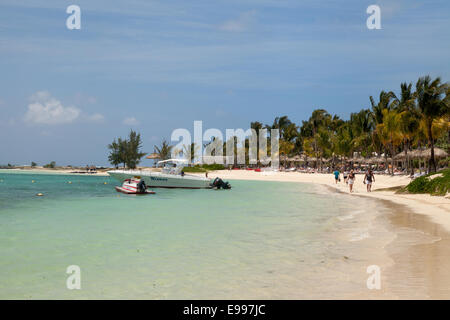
[394,82,419,173]
[43,161,56,169]
[416,76,449,172]
[377,109,402,175]
[125,130,146,169]
[108,130,146,169]
[108,138,123,168]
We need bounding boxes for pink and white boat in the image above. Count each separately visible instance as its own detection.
[115,178,156,195]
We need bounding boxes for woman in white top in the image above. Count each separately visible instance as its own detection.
[347,170,355,193]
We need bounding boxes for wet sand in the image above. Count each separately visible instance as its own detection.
[384,200,450,299]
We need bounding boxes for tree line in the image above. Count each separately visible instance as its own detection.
[108,75,449,173]
[250,75,449,174]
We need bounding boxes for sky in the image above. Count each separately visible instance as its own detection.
[0,0,449,166]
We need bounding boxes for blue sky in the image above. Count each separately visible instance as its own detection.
[0,0,449,166]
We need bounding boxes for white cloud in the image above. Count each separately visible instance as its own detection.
[87,113,105,122]
[123,117,140,126]
[219,10,256,32]
[24,91,80,125]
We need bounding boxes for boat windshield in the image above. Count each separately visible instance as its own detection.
[157,159,188,175]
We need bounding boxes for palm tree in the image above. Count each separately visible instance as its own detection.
[308,109,331,167]
[333,123,353,168]
[416,76,449,172]
[370,90,396,157]
[350,109,374,157]
[316,128,332,170]
[377,109,402,175]
[394,82,419,173]
[154,139,173,160]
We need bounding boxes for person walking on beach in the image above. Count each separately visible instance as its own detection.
[333,168,340,184]
[343,170,348,184]
[347,170,355,193]
[364,169,375,192]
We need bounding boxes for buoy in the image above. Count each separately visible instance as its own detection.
[36,193,44,196]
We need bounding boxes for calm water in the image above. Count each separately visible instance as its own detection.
[0,170,386,299]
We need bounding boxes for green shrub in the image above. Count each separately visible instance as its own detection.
[182,163,225,173]
[183,166,206,173]
[406,169,450,196]
[201,164,225,171]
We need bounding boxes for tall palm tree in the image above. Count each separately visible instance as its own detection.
[394,82,419,173]
[416,76,449,172]
[370,91,396,124]
[370,90,396,157]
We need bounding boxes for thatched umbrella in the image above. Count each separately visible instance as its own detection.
[350,156,367,163]
[417,147,448,159]
[368,157,385,164]
[393,152,405,160]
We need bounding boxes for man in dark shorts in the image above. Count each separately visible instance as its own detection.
[364,169,375,192]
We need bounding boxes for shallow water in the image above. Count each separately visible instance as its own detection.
[0,170,390,299]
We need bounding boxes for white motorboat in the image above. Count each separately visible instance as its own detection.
[108,159,212,189]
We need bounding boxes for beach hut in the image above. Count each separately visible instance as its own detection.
[400,148,448,173]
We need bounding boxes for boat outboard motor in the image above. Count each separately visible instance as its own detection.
[137,179,147,193]
[211,177,231,189]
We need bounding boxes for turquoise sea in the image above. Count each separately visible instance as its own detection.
[0,170,386,299]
